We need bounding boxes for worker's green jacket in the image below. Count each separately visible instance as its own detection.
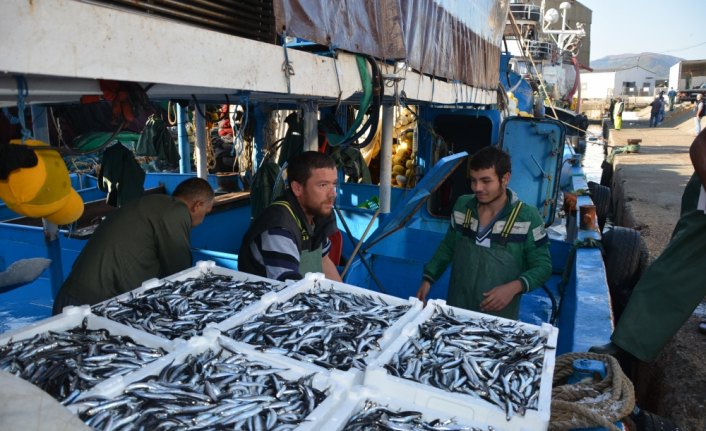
[613,172,706,362]
[53,194,192,311]
[422,189,552,319]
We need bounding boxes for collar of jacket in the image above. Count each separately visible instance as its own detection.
[465,188,520,219]
[278,189,317,237]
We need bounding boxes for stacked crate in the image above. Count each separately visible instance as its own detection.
[0,263,558,430]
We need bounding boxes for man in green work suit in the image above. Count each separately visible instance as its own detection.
[238,151,341,282]
[591,128,706,362]
[416,146,552,320]
[52,178,214,313]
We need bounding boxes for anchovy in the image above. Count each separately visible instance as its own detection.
[0,317,167,402]
[343,400,494,430]
[225,287,410,371]
[386,305,550,420]
[70,341,327,430]
[92,273,281,340]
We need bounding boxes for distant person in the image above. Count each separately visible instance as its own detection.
[608,98,616,126]
[658,95,666,125]
[591,128,706,364]
[416,146,552,320]
[649,96,661,128]
[668,87,677,111]
[696,94,705,135]
[238,151,341,282]
[52,178,215,313]
[614,97,624,130]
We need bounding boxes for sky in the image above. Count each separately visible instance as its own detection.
[577,0,706,61]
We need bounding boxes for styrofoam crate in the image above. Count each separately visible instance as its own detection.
[107,260,284,302]
[216,272,423,375]
[0,306,176,401]
[89,261,285,341]
[0,306,175,352]
[319,385,505,431]
[163,260,284,285]
[364,299,559,431]
[68,328,354,431]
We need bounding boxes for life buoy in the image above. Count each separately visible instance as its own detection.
[0,139,83,224]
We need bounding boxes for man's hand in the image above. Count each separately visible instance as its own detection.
[416,280,431,306]
[322,255,342,282]
[480,280,523,313]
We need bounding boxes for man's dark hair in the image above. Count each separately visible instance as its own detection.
[469,146,511,179]
[287,151,336,186]
[173,177,214,202]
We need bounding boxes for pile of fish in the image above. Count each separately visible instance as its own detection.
[71,340,327,430]
[92,273,280,340]
[385,306,549,420]
[226,288,410,371]
[0,317,166,402]
[343,400,494,430]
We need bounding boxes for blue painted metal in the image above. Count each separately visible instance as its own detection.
[568,359,607,385]
[499,53,534,113]
[192,248,238,271]
[362,153,468,250]
[190,200,250,255]
[499,117,565,226]
[0,224,55,329]
[252,104,267,168]
[143,172,219,194]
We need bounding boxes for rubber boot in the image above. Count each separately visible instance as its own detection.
[630,406,683,431]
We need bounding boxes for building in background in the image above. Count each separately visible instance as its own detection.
[580,65,658,100]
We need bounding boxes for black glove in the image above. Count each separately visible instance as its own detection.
[0,142,39,180]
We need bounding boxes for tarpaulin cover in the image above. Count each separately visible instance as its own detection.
[273,0,509,90]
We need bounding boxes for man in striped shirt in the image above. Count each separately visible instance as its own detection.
[238,151,341,282]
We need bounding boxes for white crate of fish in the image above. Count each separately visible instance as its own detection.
[66,327,352,431]
[319,384,506,431]
[217,272,424,374]
[364,299,559,431]
[0,306,175,404]
[90,261,285,341]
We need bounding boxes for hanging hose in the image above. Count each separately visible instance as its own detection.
[346,56,382,149]
[550,352,635,431]
[328,55,382,150]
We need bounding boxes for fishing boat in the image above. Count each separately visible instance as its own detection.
[0,1,642,429]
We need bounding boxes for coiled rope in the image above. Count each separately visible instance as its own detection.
[550,352,635,431]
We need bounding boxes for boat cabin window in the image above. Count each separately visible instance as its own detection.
[427,114,493,217]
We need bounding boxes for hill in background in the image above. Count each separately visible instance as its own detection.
[590,53,682,78]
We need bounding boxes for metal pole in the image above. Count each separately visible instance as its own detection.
[334,206,387,293]
[252,104,269,171]
[302,101,318,151]
[194,103,208,179]
[379,104,394,213]
[177,103,191,173]
[341,208,381,278]
[31,105,64,296]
